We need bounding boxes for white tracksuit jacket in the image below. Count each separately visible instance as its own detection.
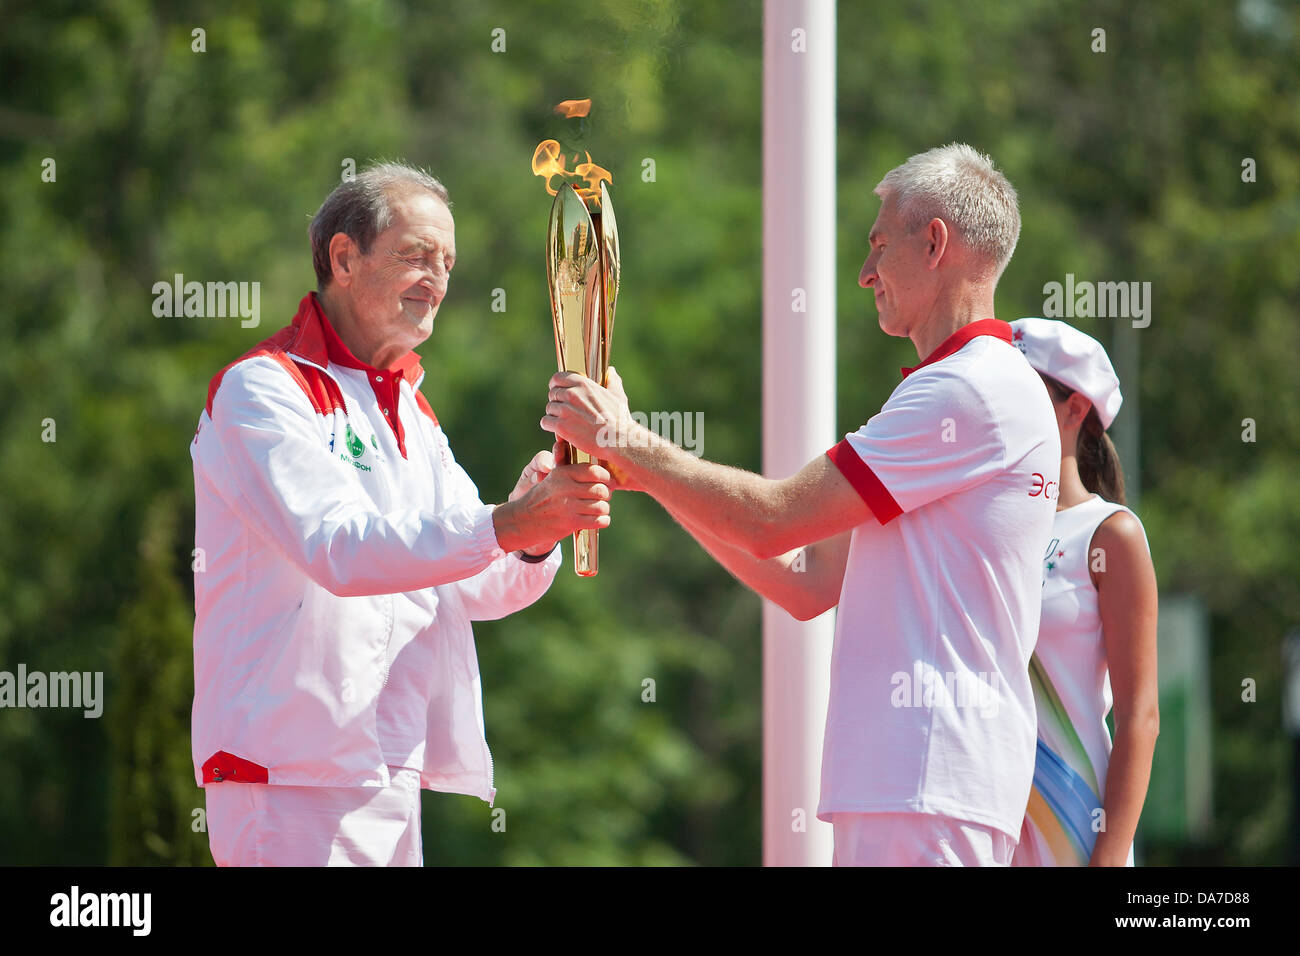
[189,293,560,802]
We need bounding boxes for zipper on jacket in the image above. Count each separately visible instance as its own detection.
[379,593,395,688]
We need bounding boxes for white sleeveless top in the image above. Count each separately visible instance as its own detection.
[1013,494,1149,866]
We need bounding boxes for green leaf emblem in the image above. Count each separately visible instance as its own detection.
[346,424,364,458]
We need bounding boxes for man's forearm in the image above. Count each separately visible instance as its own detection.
[661,500,839,621]
[545,369,870,556]
[613,429,788,558]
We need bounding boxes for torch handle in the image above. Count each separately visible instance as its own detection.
[560,439,599,576]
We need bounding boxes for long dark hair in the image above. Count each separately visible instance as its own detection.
[1041,375,1126,505]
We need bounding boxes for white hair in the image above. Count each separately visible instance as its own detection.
[309,161,451,289]
[874,143,1021,278]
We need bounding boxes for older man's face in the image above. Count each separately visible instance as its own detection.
[348,189,456,352]
[858,194,933,339]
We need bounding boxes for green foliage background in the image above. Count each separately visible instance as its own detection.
[0,0,1295,864]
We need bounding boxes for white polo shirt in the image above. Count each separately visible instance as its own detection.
[819,319,1061,839]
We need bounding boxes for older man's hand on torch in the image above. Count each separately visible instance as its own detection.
[508,447,561,503]
[492,458,611,556]
[505,447,560,556]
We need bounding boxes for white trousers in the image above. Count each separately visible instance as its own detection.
[205,767,424,867]
[831,812,1015,866]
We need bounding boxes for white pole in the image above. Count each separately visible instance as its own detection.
[762,0,836,866]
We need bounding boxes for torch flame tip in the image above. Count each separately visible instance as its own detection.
[532,101,608,208]
[554,98,593,118]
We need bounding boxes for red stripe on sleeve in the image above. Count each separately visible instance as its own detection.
[202,750,270,784]
[826,439,903,525]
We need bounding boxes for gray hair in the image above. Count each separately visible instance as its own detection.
[309,161,451,289]
[875,143,1020,277]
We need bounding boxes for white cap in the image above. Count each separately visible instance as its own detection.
[1008,318,1123,429]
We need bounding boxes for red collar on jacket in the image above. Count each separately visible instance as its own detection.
[291,293,430,457]
[203,294,440,461]
[292,292,425,386]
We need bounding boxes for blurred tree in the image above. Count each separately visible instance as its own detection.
[109,493,210,865]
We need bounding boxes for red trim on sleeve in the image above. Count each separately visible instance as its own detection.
[202,750,269,785]
[827,439,903,525]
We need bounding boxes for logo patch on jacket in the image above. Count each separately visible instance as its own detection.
[346,423,365,458]
[329,420,382,472]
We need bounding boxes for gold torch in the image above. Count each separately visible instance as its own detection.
[533,117,621,576]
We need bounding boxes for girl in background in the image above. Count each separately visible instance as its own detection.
[1009,318,1160,866]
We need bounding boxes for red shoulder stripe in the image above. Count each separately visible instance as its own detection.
[294,361,347,417]
[415,390,439,426]
[206,326,346,419]
[206,324,298,417]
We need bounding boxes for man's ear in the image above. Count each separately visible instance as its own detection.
[327,232,358,289]
[925,217,949,269]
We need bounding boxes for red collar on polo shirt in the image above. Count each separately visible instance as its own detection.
[296,293,426,457]
[900,318,1013,378]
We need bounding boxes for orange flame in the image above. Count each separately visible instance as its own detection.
[531,139,567,193]
[532,100,611,208]
[554,98,592,118]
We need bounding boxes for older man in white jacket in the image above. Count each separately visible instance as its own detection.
[190,163,611,866]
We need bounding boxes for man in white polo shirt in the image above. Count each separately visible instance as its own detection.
[542,143,1060,865]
